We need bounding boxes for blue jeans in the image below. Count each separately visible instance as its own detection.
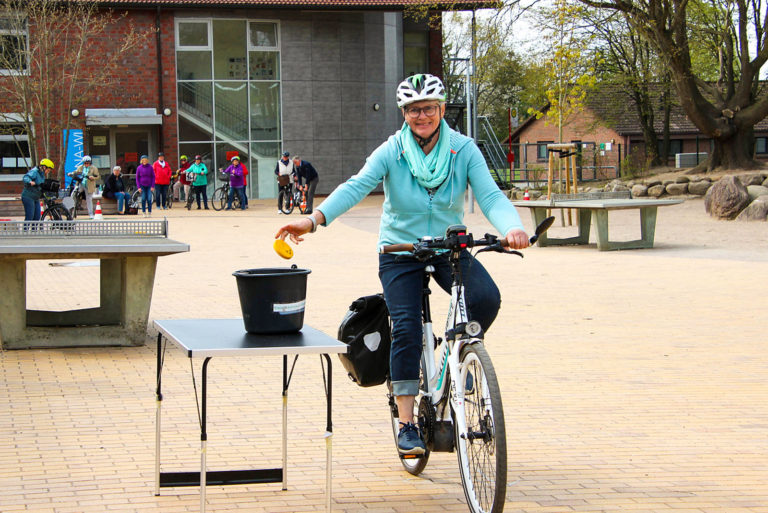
[378,251,501,396]
[140,188,153,212]
[155,184,169,207]
[113,192,128,213]
[22,195,41,221]
[228,186,245,209]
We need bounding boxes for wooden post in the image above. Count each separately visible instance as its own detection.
[547,150,554,199]
[564,151,572,225]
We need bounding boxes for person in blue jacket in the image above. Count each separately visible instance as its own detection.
[21,158,55,223]
[275,74,529,455]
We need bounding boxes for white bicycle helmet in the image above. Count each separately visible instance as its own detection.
[396,74,446,108]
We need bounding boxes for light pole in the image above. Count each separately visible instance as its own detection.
[446,56,475,212]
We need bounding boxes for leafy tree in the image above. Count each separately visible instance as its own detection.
[578,0,768,171]
[0,0,148,179]
[527,0,598,143]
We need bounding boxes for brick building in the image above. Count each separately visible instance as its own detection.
[509,87,768,180]
[0,0,468,199]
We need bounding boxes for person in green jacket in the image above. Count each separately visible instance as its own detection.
[276,74,529,455]
[188,155,209,210]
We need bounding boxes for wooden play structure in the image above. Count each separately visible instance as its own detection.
[547,143,579,225]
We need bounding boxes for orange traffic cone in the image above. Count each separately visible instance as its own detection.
[93,201,103,220]
[39,200,44,217]
[300,189,307,211]
[523,189,530,200]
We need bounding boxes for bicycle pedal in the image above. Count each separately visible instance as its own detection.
[400,453,423,460]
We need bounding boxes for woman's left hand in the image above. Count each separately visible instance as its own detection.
[505,229,529,249]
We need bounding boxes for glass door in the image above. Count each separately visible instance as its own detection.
[114,130,151,186]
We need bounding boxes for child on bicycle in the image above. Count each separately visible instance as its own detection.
[276,74,529,455]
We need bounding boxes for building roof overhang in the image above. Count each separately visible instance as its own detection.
[90,0,497,10]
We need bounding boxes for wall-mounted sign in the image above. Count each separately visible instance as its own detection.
[93,135,107,146]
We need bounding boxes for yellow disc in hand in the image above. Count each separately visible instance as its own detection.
[274,239,294,259]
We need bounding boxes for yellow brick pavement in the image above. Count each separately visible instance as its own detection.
[1,196,767,512]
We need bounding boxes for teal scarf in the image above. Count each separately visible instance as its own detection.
[398,119,451,190]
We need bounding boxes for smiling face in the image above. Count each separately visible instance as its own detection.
[402,100,445,139]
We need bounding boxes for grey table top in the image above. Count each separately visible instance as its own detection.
[0,237,189,256]
[512,198,683,209]
[154,319,348,357]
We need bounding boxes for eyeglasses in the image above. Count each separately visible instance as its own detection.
[404,105,440,119]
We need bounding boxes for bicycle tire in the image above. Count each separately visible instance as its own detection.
[387,380,430,476]
[166,192,174,209]
[453,343,507,513]
[211,187,227,211]
[278,189,294,215]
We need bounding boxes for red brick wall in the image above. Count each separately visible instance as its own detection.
[515,109,623,180]
[0,8,182,186]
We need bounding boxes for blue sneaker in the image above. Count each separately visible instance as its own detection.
[397,422,425,455]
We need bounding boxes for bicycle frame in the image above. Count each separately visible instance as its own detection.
[419,252,480,442]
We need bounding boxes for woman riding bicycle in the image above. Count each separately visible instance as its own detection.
[276,74,528,455]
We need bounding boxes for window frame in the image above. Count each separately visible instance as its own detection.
[537,141,553,161]
[248,21,280,51]
[175,19,213,51]
[755,137,767,155]
[0,15,29,76]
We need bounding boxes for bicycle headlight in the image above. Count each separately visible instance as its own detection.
[466,321,482,337]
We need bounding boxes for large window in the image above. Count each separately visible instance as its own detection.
[0,120,30,174]
[0,15,28,75]
[403,31,428,77]
[537,141,552,160]
[176,18,281,198]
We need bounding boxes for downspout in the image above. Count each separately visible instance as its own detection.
[156,6,164,152]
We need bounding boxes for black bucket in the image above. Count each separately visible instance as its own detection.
[233,265,311,334]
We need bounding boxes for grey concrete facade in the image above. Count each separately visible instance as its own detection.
[281,12,404,195]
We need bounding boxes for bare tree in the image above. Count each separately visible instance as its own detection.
[0,0,149,180]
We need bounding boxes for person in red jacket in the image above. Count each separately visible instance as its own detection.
[153,152,172,209]
[173,155,191,202]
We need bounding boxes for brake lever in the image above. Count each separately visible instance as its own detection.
[476,243,524,258]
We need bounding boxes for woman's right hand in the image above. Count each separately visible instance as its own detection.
[275,218,314,245]
[137,188,142,193]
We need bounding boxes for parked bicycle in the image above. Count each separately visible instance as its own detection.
[379,216,554,513]
[211,171,241,211]
[278,184,308,215]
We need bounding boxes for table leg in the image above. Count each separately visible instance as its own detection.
[282,355,288,491]
[322,354,333,513]
[155,332,164,496]
[640,206,658,246]
[201,357,212,513]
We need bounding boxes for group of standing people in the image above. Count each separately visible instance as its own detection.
[134,153,209,215]
[274,151,319,214]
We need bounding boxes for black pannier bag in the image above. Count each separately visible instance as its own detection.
[337,294,392,387]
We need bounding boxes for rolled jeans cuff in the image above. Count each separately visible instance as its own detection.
[391,379,419,397]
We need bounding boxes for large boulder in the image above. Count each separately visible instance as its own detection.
[647,184,665,197]
[736,173,764,186]
[735,198,768,221]
[675,175,690,183]
[746,185,768,201]
[704,175,750,219]
[666,183,688,195]
[631,184,648,197]
[763,177,768,188]
[646,179,662,187]
[688,180,713,196]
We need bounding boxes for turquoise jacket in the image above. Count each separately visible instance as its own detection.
[188,162,208,187]
[21,167,46,200]
[317,125,523,248]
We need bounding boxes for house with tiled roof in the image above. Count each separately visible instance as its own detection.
[507,85,768,179]
[0,0,483,199]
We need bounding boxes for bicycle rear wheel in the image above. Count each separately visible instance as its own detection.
[278,189,294,214]
[211,187,226,211]
[453,343,507,513]
[166,192,174,209]
[387,380,430,476]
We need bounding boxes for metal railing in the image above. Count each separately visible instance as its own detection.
[0,219,168,237]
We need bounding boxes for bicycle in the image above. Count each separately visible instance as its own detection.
[278,183,308,215]
[66,173,86,218]
[379,216,554,513]
[130,188,154,211]
[211,171,241,211]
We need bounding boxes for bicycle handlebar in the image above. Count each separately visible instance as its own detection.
[379,216,555,257]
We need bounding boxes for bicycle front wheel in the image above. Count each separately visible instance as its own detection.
[453,343,507,513]
[278,189,294,214]
[211,187,227,211]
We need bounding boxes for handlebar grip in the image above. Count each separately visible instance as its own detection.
[379,243,414,254]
